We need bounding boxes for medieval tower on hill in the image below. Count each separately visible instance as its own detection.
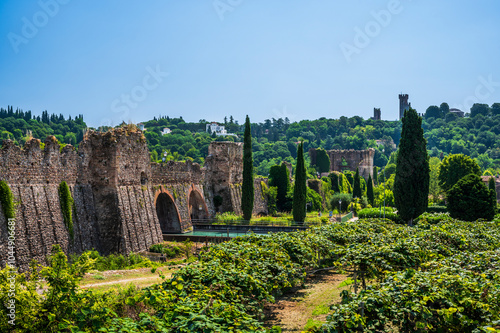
[399,94,411,120]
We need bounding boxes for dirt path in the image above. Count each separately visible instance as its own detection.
[265,271,349,332]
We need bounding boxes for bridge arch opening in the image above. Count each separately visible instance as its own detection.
[189,189,209,221]
[156,193,181,233]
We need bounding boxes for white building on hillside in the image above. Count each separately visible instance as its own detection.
[206,122,227,135]
[161,127,171,135]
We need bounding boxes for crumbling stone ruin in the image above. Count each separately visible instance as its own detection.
[0,128,266,270]
[310,148,375,179]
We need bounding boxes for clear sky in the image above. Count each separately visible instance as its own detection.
[1,0,499,127]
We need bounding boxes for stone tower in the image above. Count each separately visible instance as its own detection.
[373,108,381,120]
[399,94,410,120]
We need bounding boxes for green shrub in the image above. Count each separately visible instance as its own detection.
[149,243,182,258]
[331,193,352,213]
[358,207,403,224]
[215,211,241,222]
[306,188,323,212]
[415,212,454,225]
[0,180,15,221]
[447,174,496,221]
[58,181,74,240]
[78,250,157,271]
[426,205,447,213]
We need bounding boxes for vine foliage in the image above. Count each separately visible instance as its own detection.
[0,180,15,221]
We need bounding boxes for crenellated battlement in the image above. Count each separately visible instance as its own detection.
[0,136,80,185]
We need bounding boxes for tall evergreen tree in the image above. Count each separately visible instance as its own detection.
[367,173,374,206]
[268,163,290,211]
[373,166,379,185]
[394,108,430,225]
[489,177,497,203]
[353,168,362,198]
[241,115,254,220]
[293,141,306,222]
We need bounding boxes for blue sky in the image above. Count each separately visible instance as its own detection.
[1,0,499,127]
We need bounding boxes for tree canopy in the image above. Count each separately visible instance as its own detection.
[438,154,482,193]
[447,174,496,221]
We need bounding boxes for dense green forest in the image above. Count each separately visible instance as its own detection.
[0,106,85,146]
[2,102,500,176]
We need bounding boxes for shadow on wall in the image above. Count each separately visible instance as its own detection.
[189,189,209,220]
[155,192,181,233]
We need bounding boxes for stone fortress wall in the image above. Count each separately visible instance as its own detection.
[0,128,267,270]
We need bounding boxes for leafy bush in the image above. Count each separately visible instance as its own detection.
[331,193,352,213]
[448,174,496,221]
[323,265,500,332]
[75,250,158,271]
[306,188,323,212]
[149,243,182,258]
[415,212,453,225]
[214,211,241,223]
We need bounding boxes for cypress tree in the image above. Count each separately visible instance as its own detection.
[394,108,430,225]
[293,141,306,222]
[373,166,379,185]
[489,177,497,203]
[278,163,290,210]
[367,173,374,206]
[269,163,290,211]
[241,115,254,220]
[353,168,362,198]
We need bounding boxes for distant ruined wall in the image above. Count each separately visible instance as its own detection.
[327,149,375,179]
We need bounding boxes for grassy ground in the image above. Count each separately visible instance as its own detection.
[78,267,176,292]
[265,271,350,332]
